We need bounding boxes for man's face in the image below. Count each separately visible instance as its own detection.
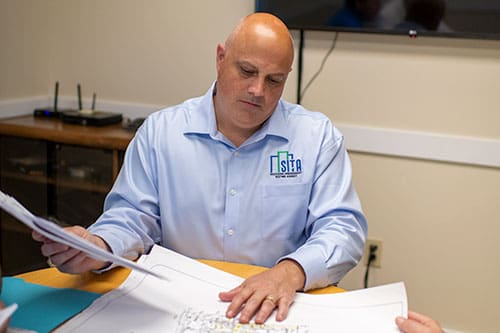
[214,38,292,136]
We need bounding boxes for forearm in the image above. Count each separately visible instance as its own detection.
[282,212,367,290]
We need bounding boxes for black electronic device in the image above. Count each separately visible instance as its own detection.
[256,0,500,40]
[61,84,123,126]
[33,81,75,118]
[61,110,123,126]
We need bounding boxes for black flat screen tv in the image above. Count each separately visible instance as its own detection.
[255,0,500,40]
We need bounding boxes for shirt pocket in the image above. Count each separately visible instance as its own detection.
[260,183,309,240]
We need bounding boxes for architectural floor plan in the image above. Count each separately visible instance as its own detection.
[57,246,407,333]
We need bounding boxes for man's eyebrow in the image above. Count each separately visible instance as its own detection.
[237,60,257,70]
[237,61,287,77]
[269,73,286,79]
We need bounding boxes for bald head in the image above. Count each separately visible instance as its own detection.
[213,13,295,147]
[224,13,294,70]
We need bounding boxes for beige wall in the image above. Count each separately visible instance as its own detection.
[1,1,499,332]
[0,0,251,105]
[298,31,500,140]
[297,31,500,333]
[342,153,500,333]
[0,0,50,98]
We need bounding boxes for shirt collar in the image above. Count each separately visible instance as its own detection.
[183,82,218,136]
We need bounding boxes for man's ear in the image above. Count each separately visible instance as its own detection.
[216,43,225,69]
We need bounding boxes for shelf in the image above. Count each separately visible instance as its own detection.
[0,114,134,150]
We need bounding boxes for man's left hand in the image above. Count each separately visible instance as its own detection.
[218,259,305,324]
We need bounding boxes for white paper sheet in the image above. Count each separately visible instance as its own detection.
[0,190,168,281]
[0,304,17,329]
[58,245,407,333]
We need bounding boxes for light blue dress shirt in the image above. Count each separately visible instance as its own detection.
[89,83,367,290]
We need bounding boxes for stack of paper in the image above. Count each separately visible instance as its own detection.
[58,246,407,332]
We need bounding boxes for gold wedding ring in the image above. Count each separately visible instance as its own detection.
[263,295,276,305]
[47,257,55,267]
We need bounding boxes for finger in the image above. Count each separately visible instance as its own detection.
[238,293,267,324]
[48,247,80,267]
[407,310,443,332]
[32,230,48,242]
[395,316,428,333]
[275,295,293,322]
[407,310,434,324]
[219,284,243,302]
[40,241,70,258]
[254,295,279,324]
[224,286,254,320]
[57,251,91,274]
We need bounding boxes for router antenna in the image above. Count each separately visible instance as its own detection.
[77,83,82,110]
[53,81,59,113]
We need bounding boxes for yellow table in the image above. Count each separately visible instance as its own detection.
[17,260,344,295]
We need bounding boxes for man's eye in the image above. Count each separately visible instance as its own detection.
[240,68,255,76]
[267,77,282,85]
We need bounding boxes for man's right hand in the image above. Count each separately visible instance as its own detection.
[32,226,111,274]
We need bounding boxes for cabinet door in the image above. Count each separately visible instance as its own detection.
[53,144,114,227]
[0,136,49,275]
[0,137,121,275]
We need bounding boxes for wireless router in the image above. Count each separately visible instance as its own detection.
[61,84,123,126]
[33,81,75,118]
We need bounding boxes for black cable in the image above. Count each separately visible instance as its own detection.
[297,29,304,104]
[300,32,339,103]
[364,244,378,288]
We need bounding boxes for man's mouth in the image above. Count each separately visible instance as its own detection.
[240,100,261,108]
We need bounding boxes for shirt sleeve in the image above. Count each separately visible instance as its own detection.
[88,116,162,261]
[279,128,368,291]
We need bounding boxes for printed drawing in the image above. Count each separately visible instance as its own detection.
[175,307,309,333]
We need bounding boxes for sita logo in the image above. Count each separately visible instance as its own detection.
[269,150,302,178]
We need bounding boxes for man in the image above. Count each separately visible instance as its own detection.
[33,13,367,324]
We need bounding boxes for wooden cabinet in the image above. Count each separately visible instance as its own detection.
[0,115,134,275]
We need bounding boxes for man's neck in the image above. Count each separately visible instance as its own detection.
[213,93,261,148]
[216,121,259,148]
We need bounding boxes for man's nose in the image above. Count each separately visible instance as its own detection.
[248,77,265,96]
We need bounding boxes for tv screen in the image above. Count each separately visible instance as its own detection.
[255,0,500,40]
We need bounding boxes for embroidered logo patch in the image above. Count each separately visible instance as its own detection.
[269,150,302,178]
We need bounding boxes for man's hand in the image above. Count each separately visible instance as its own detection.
[32,226,110,274]
[396,311,444,333]
[218,259,305,324]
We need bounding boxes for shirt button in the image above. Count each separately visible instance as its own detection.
[229,189,237,196]
[227,229,234,236]
[234,151,239,157]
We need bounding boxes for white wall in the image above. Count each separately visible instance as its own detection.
[1,1,499,332]
[295,30,500,333]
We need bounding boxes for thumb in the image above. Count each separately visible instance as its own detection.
[395,316,425,333]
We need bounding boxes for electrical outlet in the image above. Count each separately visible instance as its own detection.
[364,238,383,268]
